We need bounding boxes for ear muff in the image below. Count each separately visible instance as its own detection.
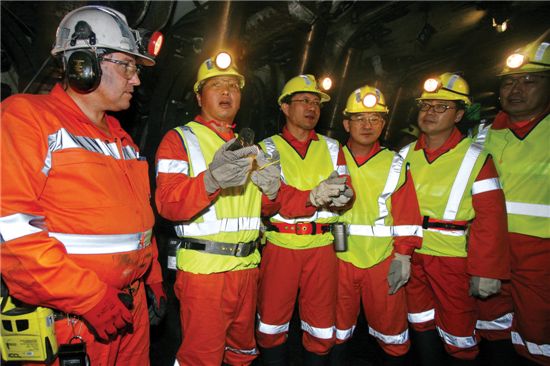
[66,49,101,94]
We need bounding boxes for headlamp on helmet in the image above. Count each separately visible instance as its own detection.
[215,52,232,70]
[362,93,379,108]
[138,30,164,57]
[423,78,440,93]
[499,39,550,76]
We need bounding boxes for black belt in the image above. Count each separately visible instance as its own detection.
[422,216,468,231]
[175,237,258,257]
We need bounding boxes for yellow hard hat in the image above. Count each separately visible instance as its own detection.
[343,85,389,115]
[417,72,472,106]
[277,74,331,106]
[499,39,550,76]
[194,52,245,94]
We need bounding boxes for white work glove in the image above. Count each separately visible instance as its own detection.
[469,276,501,299]
[203,139,258,194]
[251,150,281,200]
[309,171,347,208]
[330,185,354,208]
[387,253,411,295]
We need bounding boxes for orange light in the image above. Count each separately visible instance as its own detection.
[147,31,164,57]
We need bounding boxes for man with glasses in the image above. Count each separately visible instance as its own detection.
[255,74,353,365]
[476,37,550,366]
[155,54,283,366]
[400,73,509,365]
[330,85,421,366]
[1,5,164,365]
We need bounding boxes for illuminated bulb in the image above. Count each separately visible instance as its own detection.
[148,32,164,56]
[423,78,439,92]
[215,52,232,70]
[506,53,525,69]
[321,77,332,91]
[362,93,377,108]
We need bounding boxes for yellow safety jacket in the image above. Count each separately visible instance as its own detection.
[477,115,550,238]
[173,122,261,274]
[404,137,488,257]
[260,134,347,249]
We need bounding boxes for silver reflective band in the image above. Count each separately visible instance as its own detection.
[348,224,423,238]
[437,326,477,348]
[271,210,336,225]
[301,320,335,340]
[506,202,550,218]
[49,230,152,254]
[257,318,289,335]
[179,126,207,174]
[225,345,258,355]
[369,327,409,345]
[408,309,435,323]
[426,228,466,237]
[156,159,189,176]
[175,217,261,237]
[0,213,45,242]
[472,178,501,195]
[336,325,356,341]
[476,312,513,330]
[511,331,550,357]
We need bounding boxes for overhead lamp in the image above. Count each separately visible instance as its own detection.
[492,17,508,33]
[320,77,333,91]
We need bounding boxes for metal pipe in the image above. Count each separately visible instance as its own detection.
[298,20,328,75]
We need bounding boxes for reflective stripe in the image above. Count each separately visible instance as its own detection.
[263,138,285,182]
[472,178,501,195]
[0,213,46,242]
[177,126,207,174]
[271,210,336,224]
[425,227,465,237]
[335,325,356,341]
[156,159,189,175]
[437,326,477,349]
[301,320,335,340]
[511,331,550,357]
[348,224,423,238]
[475,122,490,145]
[42,128,139,176]
[49,230,152,254]
[443,142,483,220]
[476,312,513,330]
[175,217,261,237]
[323,136,342,173]
[257,318,290,335]
[408,309,435,323]
[174,360,180,366]
[506,202,550,218]
[225,345,258,355]
[368,326,409,345]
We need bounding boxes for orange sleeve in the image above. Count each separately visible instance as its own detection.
[392,166,423,255]
[155,129,219,221]
[0,96,107,314]
[467,156,510,279]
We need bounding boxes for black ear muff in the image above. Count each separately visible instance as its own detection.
[66,50,101,94]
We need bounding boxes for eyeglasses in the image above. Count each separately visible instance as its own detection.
[290,98,322,108]
[205,79,241,92]
[418,102,456,113]
[500,74,548,90]
[100,57,141,80]
[349,114,384,127]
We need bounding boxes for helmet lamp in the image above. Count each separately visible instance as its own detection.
[362,93,378,108]
[423,78,440,93]
[215,52,232,70]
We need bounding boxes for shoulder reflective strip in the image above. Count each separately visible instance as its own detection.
[156,159,189,176]
[408,309,435,323]
[375,149,409,226]
[443,143,483,220]
[257,318,290,335]
[426,228,466,237]
[475,122,490,145]
[0,213,45,242]
[436,326,477,349]
[511,331,550,357]
[175,217,261,237]
[506,202,550,218]
[42,128,139,176]
[336,325,356,341]
[476,312,513,330]
[399,144,412,160]
[323,136,340,172]
[301,320,335,340]
[263,137,286,183]
[49,230,152,254]
[472,178,501,195]
[271,210,336,224]
[225,346,258,355]
[368,326,409,345]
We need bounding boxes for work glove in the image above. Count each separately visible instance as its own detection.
[309,171,347,208]
[251,150,281,200]
[469,276,501,299]
[146,283,167,326]
[330,185,354,208]
[387,253,411,295]
[81,286,133,342]
[203,138,258,194]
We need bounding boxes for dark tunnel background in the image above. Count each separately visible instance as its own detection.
[1,1,549,365]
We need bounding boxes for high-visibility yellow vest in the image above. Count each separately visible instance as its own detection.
[405,137,488,257]
[260,134,347,249]
[173,122,261,274]
[477,115,550,238]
